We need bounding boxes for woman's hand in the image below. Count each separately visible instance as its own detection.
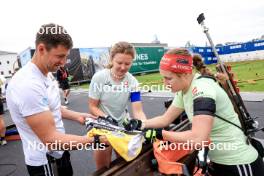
[123,119,143,131]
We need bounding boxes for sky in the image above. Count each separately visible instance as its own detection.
[0,0,263,53]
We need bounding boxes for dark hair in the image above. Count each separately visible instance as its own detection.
[107,41,135,68]
[192,54,213,76]
[35,23,73,51]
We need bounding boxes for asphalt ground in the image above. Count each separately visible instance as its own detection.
[0,90,264,176]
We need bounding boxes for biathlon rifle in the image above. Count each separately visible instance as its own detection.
[85,116,142,134]
[196,13,263,136]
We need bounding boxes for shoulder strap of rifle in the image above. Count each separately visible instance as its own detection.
[214,114,244,132]
[198,75,245,132]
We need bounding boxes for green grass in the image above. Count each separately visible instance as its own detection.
[208,60,264,91]
[135,60,264,92]
[135,73,163,85]
[78,83,89,89]
[78,60,264,92]
[238,80,264,91]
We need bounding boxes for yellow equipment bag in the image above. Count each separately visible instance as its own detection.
[88,128,144,161]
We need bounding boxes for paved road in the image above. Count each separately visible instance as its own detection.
[0,90,264,176]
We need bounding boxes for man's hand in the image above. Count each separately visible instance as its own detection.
[78,113,96,125]
[123,119,143,131]
[87,133,110,146]
[144,128,163,143]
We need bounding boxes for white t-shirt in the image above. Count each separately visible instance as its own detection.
[89,69,139,125]
[6,62,65,166]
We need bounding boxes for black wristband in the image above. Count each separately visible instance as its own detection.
[94,135,100,145]
[94,135,110,148]
[156,129,163,140]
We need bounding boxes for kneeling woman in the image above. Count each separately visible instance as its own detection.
[126,48,264,176]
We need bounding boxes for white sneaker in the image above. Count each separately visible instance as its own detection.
[0,139,7,145]
[65,99,69,105]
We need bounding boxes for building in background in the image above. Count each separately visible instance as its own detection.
[189,39,264,64]
[0,51,19,78]
[16,39,264,83]
[19,47,34,67]
[18,43,168,83]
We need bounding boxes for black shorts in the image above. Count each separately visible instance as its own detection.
[209,155,264,176]
[0,99,4,115]
[26,151,73,176]
[59,80,70,90]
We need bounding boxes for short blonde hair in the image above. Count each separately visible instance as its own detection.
[107,41,136,68]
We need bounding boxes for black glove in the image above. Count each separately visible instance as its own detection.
[98,115,118,126]
[144,128,163,143]
[123,119,142,131]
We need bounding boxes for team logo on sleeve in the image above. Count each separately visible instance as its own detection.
[192,87,204,98]
[192,87,198,95]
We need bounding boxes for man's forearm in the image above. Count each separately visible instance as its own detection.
[44,131,94,150]
[61,106,82,122]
